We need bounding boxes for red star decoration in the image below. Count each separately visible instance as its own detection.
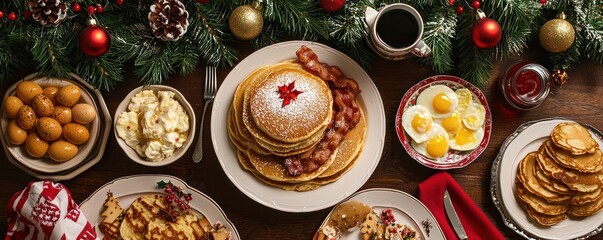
[277,81,303,107]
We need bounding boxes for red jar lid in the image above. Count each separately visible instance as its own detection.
[499,61,551,111]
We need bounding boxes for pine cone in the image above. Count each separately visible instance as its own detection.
[148,0,189,41]
[28,0,67,27]
[551,69,569,88]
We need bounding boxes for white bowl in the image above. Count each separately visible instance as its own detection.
[0,74,104,174]
[114,85,196,167]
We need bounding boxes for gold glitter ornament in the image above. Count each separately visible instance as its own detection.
[539,12,575,53]
[229,1,263,40]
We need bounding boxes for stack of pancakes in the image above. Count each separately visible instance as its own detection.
[227,60,366,191]
[515,122,603,226]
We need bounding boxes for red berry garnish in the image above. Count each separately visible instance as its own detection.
[0,11,4,19]
[456,5,464,15]
[8,12,17,21]
[539,0,547,4]
[472,0,481,9]
[448,0,455,6]
[96,5,104,13]
[72,3,81,12]
[116,0,124,5]
[87,6,96,14]
[166,187,173,194]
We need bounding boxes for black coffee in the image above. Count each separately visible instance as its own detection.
[375,9,419,49]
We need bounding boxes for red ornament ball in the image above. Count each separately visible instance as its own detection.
[539,0,547,4]
[0,11,4,19]
[456,6,464,15]
[321,0,345,12]
[96,5,104,13]
[8,12,17,21]
[116,0,124,5]
[87,6,96,14]
[72,3,81,12]
[472,0,481,9]
[471,17,502,48]
[80,25,111,57]
[448,0,455,6]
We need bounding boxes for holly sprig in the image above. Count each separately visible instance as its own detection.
[157,180,192,222]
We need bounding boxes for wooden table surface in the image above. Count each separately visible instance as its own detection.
[1,42,603,240]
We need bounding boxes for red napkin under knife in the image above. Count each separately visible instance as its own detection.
[419,171,505,240]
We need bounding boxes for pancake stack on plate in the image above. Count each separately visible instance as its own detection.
[515,122,603,226]
[227,59,366,191]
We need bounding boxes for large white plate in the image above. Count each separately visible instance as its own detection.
[80,174,240,239]
[316,188,445,239]
[491,118,603,240]
[210,41,386,212]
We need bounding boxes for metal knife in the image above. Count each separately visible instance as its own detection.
[444,190,468,240]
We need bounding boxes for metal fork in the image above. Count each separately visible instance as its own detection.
[192,66,217,163]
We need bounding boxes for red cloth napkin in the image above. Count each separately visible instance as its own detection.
[5,181,98,240]
[419,171,504,240]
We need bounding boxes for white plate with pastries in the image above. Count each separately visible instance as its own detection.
[491,118,603,240]
[314,188,445,240]
[79,174,240,239]
[0,73,110,175]
[211,41,386,212]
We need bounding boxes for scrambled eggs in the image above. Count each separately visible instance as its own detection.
[116,90,189,161]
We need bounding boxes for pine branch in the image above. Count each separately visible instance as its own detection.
[132,42,176,85]
[455,12,494,86]
[30,24,74,77]
[581,0,603,63]
[485,0,541,60]
[74,53,124,91]
[421,6,457,73]
[327,0,375,69]
[193,2,238,67]
[263,0,329,40]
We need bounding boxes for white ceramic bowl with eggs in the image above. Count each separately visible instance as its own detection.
[0,74,107,174]
[114,85,196,167]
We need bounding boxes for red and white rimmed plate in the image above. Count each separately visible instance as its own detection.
[79,174,240,239]
[395,75,492,169]
[315,188,445,239]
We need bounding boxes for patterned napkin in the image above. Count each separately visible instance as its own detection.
[419,171,505,240]
[6,181,98,240]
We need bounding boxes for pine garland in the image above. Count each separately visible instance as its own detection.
[0,0,601,90]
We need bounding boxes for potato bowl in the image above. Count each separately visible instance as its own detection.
[114,85,196,167]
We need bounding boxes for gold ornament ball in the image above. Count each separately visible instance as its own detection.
[229,4,263,40]
[539,18,575,52]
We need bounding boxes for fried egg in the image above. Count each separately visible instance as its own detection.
[449,124,485,151]
[416,85,458,119]
[402,105,433,143]
[462,103,486,130]
[439,111,462,138]
[411,124,449,159]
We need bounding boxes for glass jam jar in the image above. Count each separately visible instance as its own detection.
[499,61,551,111]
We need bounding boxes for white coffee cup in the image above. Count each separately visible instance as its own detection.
[365,4,431,60]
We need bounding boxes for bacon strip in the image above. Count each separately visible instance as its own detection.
[283,45,362,176]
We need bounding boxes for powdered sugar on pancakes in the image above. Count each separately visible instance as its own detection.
[250,68,332,142]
